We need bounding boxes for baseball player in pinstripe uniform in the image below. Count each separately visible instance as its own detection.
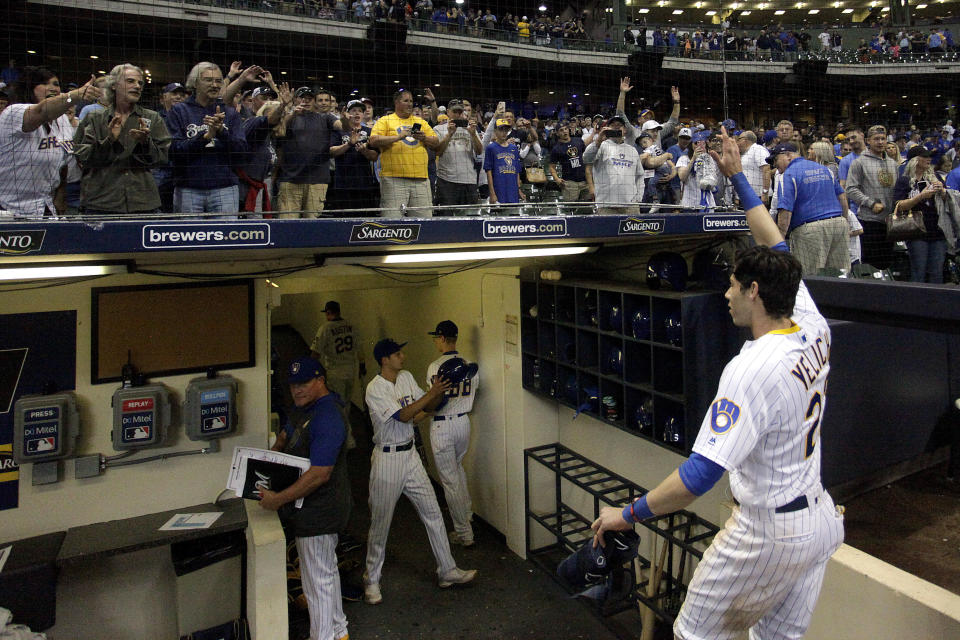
[592,128,844,640]
[260,356,352,640]
[362,338,477,605]
[426,320,477,547]
[311,300,365,449]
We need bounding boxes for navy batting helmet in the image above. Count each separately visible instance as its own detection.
[608,305,623,333]
[556,530,641,589]
[631,308,651,340]
[605,346,623,376]
[647,252,688,292]
[576,384,600,417]
[437,357,478,385]
[692,248,731,291]
[634,398,653,434]
[663,309,682,347]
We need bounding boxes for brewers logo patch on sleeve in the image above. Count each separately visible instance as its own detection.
[710,398,741,434]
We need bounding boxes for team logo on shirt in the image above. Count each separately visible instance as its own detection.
[710,398,741,434]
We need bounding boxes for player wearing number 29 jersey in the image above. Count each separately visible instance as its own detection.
[591,128,843,640]
[311,301,364,448]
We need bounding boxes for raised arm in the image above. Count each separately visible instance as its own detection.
[710,126,784,248]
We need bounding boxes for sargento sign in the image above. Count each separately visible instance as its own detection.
[349,222,421,244]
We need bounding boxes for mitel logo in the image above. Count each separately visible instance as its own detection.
[618,217,664,236]
[349,222,421,244]
[702,215,749,232]
[0,230,45,255]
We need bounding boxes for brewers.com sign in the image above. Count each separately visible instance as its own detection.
[0,230,45,255]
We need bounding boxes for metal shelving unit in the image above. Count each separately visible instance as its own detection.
[524,443,721,635]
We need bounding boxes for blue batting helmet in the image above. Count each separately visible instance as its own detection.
[437,357,478,385]
[631,309,651,340]
[647,252,688,292]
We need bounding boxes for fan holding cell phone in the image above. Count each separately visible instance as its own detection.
[434,98,484,208]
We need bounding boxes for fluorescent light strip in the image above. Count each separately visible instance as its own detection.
[0,263,129,281]
[348,246,599,265]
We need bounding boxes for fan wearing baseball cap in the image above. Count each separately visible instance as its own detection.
[328,99,380,213]
[262,355,352,640]
[484,118,525,205]
[768,142,850,274]
[583,114,643,214]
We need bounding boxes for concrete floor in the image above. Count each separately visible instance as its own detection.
[842,461,960,595]
[287,442,626,640]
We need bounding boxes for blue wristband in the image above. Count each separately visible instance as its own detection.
[621,494,654,524]
[730,172,763,211]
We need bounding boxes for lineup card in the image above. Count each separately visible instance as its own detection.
[227,446,310,509]
[158,512,223,531]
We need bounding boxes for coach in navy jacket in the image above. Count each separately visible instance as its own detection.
[166,61,247,216]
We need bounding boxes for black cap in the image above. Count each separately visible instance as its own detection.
[323,300,341,313]
[251,86,278,99]
[295,86,315,98]
[428,320,459,339]
[766,142,798,164]
[373,338,406,363]
[606,115,627,126]
[906,145,932,160]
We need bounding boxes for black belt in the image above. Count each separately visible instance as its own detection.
[733,494,812,513]
[433,413,467,421]
[791,214,842,232]
[382,441,414,452]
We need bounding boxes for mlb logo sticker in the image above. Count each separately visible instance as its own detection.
[125,425,151,440]
[27,437,55,453]
[710,398,741,434]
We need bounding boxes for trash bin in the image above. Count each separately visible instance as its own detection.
[0,531,64,632]
[170,530,244,637]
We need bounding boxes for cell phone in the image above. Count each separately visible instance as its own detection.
[605,129,622,139]
[497,101,506,112]
[411,123,422,133]
[453,119,469,127]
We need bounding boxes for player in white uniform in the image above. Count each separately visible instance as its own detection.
[592,127,844,640]
[362,338,477,605]
[311,300,365,449]
[426,320,477,547]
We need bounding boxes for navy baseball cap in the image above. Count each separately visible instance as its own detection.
[692,130,712,143]
[606,115,627,126]
[373,338,406,363]
[295,86,316,98]
[288,356,326,384]
[345,99,365,111]
[163,82,187,94]
[767,142,798,164]
[323,300,341,313]
[428,320,459,338]
[251,86,277,99]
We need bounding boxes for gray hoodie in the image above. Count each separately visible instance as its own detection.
[844,149,899,222]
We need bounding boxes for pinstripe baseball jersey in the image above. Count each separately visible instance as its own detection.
[427,351,478,416]
[365,371,422,446]
[692,281,829,509]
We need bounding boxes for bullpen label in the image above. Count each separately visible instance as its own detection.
[142,223,270,249]
[0,230,45,256]
[618,218,665,236]
[702,215,749,232]
[482,219,567,239]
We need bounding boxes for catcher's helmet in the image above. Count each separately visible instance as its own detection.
[647,252,688,292]
[437,357,479,385]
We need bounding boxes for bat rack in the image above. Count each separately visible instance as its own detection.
[524,443,720,638]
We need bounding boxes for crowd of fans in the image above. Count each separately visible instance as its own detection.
[627,23,959,62]
[3,56,960,283]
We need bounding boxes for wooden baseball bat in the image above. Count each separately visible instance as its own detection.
[640,536,670,640]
